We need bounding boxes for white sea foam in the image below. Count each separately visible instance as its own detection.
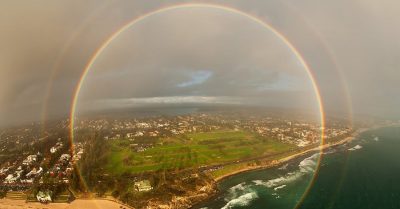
[265,171,303,188]
[228,183,247,193]
[299,153,318,173]
[252,180,265,186]
[348,144,362,151]
[253,153,319,188]
[323,149,336,155]
[278,163,289,170]
[225,183,250,202]
[221,192,258,209]
[274,184,287,191]
[373,137,379,141]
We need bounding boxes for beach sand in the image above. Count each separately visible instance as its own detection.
[0,199,130,209]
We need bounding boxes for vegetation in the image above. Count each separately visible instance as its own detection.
[71,129,295,207]
[104,130,294,174]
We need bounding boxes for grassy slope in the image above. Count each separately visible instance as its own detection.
[105,130,295,174]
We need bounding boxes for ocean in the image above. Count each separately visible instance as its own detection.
[195,126,400,209]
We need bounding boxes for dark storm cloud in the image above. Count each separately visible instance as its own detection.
[1,0,400,126]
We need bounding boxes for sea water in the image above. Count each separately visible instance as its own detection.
[195,126,400,209]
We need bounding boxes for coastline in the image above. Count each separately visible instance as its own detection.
[191,128,369,208]
[213,128,366,183]
[0,127,383,209]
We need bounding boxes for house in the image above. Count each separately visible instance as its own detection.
[22,154,37,165]
[26,167,37,178]
[134,180,153,192]
[72,148,84,162]
[26,167,43,178]
[20,178,33,184]
[37,191,52,203]
[50,142,63,153]
[4,171,21,184]
[0,167,10,176]
[4,174,16,184]
[50,147,57,153]
[59,154,71,163]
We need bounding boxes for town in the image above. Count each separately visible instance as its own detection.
[75,111,352,149]
[0,109,354,206]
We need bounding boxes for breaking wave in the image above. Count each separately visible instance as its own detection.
[225,183,248,201]
[299,153,318,173]
[323,149,337,155]
[253,153,319,188]
[221,191,258,209]
[278,163,289,170]
[348,145,362,151]
[228,183,247,193]
[274,184,287,191]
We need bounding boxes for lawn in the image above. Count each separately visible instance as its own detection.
[105,130,295,174]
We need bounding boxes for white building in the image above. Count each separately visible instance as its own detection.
[134,180,153,192]
[22,155,37,165]
[59,154,71,162]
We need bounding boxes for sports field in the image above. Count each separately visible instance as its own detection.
[105,130,294,174]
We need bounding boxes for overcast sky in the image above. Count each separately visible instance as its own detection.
[1,0,400,126]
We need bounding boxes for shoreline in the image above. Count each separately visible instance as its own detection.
[192,128,369,208]
[1,126,386,209]
[213,128,366,183]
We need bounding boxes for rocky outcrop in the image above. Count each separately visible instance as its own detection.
[146,185,217,209]
[127,173,217,209]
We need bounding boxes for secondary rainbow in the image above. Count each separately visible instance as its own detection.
[69,3,326,208]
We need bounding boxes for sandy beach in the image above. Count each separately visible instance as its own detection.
[0,199,131,209]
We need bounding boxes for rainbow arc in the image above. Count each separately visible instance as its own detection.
[69,4,326,208]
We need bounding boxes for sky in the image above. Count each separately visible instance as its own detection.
[1,0,400,126]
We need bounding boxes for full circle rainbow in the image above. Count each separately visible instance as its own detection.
[69,3,326,208]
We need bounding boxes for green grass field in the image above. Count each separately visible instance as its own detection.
[105,130,295,174]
